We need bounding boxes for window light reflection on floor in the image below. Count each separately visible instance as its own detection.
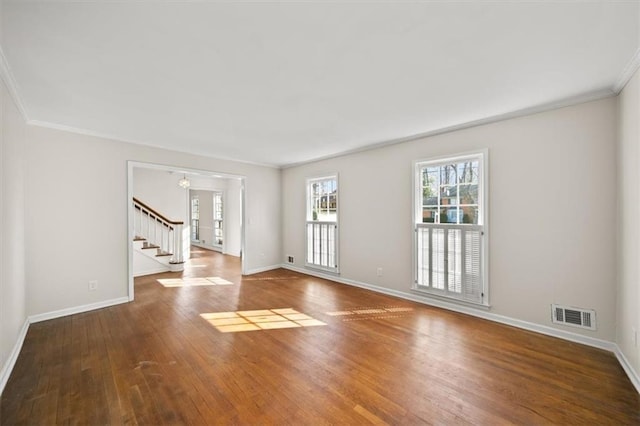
[325,306,413,316]
[157,277,233,287]
[200,308,326,333]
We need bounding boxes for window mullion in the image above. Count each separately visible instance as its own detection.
[414,153,486,305]
[306,176,339,273]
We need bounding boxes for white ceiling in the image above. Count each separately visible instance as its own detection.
[2,1,638,167]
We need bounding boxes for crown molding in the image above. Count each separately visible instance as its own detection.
[283,88,616,169]
[0,45,29,121]
[27,119,281,169]
[614,47,640,94]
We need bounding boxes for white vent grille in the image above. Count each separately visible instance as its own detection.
[551,304,596,331]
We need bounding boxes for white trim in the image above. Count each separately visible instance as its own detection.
[413,150,489,306]
[281,264,620,354]
[127,162,135,301]
[191,242,223,253]
[240,179,246,275]
[28,120,280,169]
[614,47,640,94]
[0,319,30,396]
[1,297,130,395]
[613,344,640,394]
[134,267,170,277]
[283,89,614,169]
[0,46,29,121]
[244,264,282,275]
[28,297,129,324]
[127,160,248,299]
[305,174,340,273]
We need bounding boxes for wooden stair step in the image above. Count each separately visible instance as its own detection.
[141,245,160,250]
[156,253,173,257]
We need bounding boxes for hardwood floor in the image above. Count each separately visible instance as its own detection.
[2,247,639,424]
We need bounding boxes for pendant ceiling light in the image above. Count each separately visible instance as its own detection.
[178,174,191,189]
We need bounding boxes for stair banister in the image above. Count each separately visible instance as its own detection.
[132,197,185,267]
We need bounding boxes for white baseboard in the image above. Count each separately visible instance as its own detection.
[191,242,223,253]
[244,264,282,275]
[282,265,632,371]
[1,297,130,395]
[613,344,640,394]
[29,297,130,324]
[133,267,169,277]
[3,270,639,398]
[0,318,30,396]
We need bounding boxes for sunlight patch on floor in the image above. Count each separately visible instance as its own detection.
[157,277,233,287]
[325,306,414,321]
[326,306,413,316]
[200,308,326,333]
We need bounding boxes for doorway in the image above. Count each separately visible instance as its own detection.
[189,188,237,254]
[127,161,246,301]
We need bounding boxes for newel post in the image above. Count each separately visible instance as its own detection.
[169,223,185,271]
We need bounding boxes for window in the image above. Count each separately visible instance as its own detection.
[306,176,339,272]
[213,192,223,246]
[191,196,199,241]
[414,152,487,305]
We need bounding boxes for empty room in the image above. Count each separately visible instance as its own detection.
[1,0,640,424]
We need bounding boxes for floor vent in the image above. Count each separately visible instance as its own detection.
[551,304,596,330]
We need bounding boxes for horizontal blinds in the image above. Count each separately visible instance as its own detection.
[306,222,338,272]
[416,224,483,304]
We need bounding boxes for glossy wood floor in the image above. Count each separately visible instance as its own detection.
[2,248,639,425]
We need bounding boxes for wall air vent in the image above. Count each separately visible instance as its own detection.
[551,304,596,331]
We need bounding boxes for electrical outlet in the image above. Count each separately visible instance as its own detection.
[287,256,294,263]
[88,280,98,291]
[377,267,383,277]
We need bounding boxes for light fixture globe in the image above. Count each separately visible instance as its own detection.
[178,175,191,189]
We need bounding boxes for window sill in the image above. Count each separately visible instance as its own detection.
[411,287,490,310]
[305,264,340,275]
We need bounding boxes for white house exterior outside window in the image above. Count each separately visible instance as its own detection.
[414,151,488,305]
[306,175,339,273]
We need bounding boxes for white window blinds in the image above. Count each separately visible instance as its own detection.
[414,152,487,305]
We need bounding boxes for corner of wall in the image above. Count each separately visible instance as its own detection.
[0,46,29,122]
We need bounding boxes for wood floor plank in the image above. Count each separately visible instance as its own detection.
[1,247,639,424]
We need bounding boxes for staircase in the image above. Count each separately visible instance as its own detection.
[133,197,185,276]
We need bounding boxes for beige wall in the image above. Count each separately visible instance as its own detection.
[283,97,618,340]
[617,67,640,374]
[133,167,189,224]
[24,125,281,316]
[225,178,242,257]
[0,77,27,385]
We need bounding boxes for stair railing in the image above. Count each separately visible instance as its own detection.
[132,197,185,265]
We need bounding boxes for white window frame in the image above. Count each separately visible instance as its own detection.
[213,191,223,247]
[191,195,200,242]
[412,150,489,306]
[305,174,339,273]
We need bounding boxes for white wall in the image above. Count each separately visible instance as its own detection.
[0,77,27,388]
[225,178,242,257]
[133,168,189,223]
[617,67,640,375]
[24,125,281,316]
[283,97,618,340]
